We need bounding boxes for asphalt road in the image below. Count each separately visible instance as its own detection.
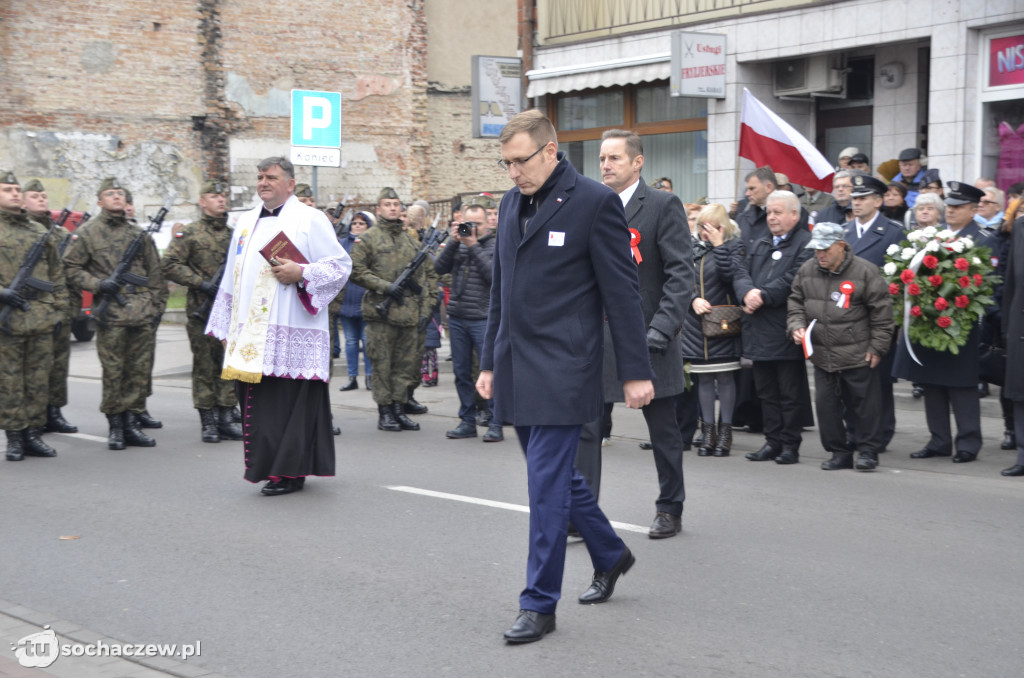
[1,326,1022,678]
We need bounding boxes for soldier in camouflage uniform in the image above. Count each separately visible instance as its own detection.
[0,171,67,461]
[294,183,316,208]
[161,180,243,443]
[63,178,168,450]
[349,187,432,432]
[21,179,80,434]
[403,202,439,407]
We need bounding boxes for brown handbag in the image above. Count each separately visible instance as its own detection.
[698,255,742,338]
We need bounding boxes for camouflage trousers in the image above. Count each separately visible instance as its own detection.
[365,321,420,406]
[0,332,53,430]
[186,318,236,409]
[407,328,427,391]
[49,319,72,407]
[97,324,156,415]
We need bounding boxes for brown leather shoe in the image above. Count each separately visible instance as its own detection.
[648,511,682,539]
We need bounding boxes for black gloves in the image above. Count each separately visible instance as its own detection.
[646,327,669,354]
[98,278,120,295]
[385,282,405,302]
[151,313,163,330]
[0,287,27,309]
[199,280,219,298]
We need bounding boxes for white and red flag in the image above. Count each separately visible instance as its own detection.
[739,88,835,192]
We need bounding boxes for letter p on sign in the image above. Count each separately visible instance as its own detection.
[291,90,342,148]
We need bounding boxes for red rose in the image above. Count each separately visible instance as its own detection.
[955,295,970,309]
[959,276,971,288]
[934,297,949,311]
[954,258,970,271]
[973,274,984,286]
[937,316,952,328]
[922,255,939,269]
[889,283,900,295]
[908,284,921,296]
[911,305,922,317]
[928,274,943,287]
[900,269,916,284]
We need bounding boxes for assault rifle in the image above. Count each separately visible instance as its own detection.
[0,198,78,335]
[190,261,226,322]
[374,214,446,319]
[92,200,172,326]
[58,209,90,256]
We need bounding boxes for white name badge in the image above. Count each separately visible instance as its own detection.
[548,231,565,247]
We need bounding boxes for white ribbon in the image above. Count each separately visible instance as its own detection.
[902,248,928,366]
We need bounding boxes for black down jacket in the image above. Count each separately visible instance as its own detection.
[682,237,743,362]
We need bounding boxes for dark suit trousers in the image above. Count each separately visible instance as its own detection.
[675,375,699,445]
[643,396,686,515]
[814,365,883,455]
[922,385,982,455]
[752,360,807,449]
[515,425,625,614]
[575,418,603,501]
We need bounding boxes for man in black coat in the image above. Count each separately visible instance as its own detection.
[575,129,692,539]
[1000,214,1024,476]
[478,111,654,643]
[734,190,814,464]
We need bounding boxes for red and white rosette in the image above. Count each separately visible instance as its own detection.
[836,280,854,308]
[629,228,642,264]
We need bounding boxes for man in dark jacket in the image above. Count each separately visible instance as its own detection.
[815,171,855,227]
[478,110,653,643]
[434,202,500,441]
[788,223,894,471]
[1000,214,1024,476]
[734,190,814,464]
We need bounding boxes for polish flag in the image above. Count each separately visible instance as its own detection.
[739,88,834,192]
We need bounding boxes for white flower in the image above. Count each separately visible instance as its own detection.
[902,247,918,260]
[936,229,953,241]
[950,240,965,253]
[906,230,925,243]
[883,262,898,276]
[886,244,901,256]
[925,240,941,252]
[921,226,938,239]
[973,257,982,265]
[960,236,974,249]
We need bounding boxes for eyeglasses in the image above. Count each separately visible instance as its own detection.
[979,200,999,206]
[497,144,547,172]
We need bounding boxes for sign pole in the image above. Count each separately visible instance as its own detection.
[312,166,319,206]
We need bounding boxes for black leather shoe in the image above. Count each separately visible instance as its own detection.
[854,451,878,471]
[911,385,924,399]
[107,413,125,450]
[332,426,341,436]
[476,408,492,427]
[137,410,163,429]
[199,409,220,443]
[391,403,420,431]
[23,428,57,457]
[446,421,477,439]
[483,423,504,442]
[648,512,681,539]
[821,451,853,470]
[1001,464,1024,477]
[261,479,301,496]
[579,547,635,604]
[124,413,157,447]
[952,450,977,463]
[339,377,358,391]
[377,405,401,432]
[404,397,428,415]
[216,407,244,440]
[746,443,780,461]
[775,447,799,465]
[503,610,555,643]
[5,430,24,461]
[639,441,653,450]
[1001,430,1017,450]
[910,448,950,459]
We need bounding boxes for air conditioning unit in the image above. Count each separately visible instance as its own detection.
[773,56,844,96]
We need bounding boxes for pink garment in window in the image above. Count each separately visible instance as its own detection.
[996,121,1024,193]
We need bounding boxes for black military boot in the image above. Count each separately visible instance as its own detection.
[712,423,732,457]
[391,402,421,431]
[23,428,57,457]
[199,409,220,443]
[854,451,878,471]
[820,451,853,470]
[378,405,401,432]
[5,430,24,461]
[216,406,244,440]
[124,412,157,447]
[231,405,242,423]
[137,409,163,429]
[697,420,717,456]
[107,413,126,450]
[45,405,78,433]
[404,389,428,415]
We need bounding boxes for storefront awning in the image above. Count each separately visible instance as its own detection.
[525,53,671,98]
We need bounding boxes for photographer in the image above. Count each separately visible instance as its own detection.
[434,203,501,441]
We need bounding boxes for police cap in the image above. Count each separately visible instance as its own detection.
[944,181,984,206]
[849,174,887,197]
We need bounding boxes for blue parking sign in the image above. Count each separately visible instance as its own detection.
[291,90,342,148]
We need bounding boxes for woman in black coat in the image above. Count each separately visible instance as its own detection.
[682,203,743,456]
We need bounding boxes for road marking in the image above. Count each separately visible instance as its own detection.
[386,485,648,534]
[56,432,109,444]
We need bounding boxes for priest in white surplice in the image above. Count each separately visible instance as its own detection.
[206,157,351,496]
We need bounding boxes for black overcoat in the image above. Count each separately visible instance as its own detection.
[1001,218,1024,402]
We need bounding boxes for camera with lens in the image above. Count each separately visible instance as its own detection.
[456,221,476,237]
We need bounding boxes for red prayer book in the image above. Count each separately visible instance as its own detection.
[259,231,308,266]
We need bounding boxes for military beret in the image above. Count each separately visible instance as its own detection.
[945,181,984,206]
[467,193,496,209]
[850,174,887,197]
[898,148,922,162]
[0,170,19,185]
[124,188,133,203]
[22,179,45,192]
[294,183,313,198]
[377,187,400,202]
[97,177,124,196]
[200,179,227,196]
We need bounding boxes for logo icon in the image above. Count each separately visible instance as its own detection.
[12,625,60,668]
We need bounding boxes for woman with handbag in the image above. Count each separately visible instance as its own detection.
[681,203,743,456]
